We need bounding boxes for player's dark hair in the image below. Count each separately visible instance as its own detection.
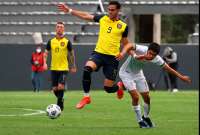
[109,1,121,9]
[57,21,64,25]
[148,42,160,54]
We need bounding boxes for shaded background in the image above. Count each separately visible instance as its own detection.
[0,44,198,90]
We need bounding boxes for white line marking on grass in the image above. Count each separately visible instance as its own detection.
[0,108,46,117]
[154,119,198,122]
[167,119,198,122]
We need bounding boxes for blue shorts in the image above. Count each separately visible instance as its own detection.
[88,51,119,81]
[51,71,68,87]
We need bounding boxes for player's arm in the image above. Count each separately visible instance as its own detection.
[162,63,191,83]
[121,38,136,56]
[57,3,94,21]
[116,38,134,61]
[68,50,76,68]
[116,26,136,60]
[67,41,77,73]
[121,26,136,53]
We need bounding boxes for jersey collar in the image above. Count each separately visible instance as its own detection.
[107,15,120,22]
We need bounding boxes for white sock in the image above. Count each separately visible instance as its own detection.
[84,93,90,97]
[143,103,150,118]
[133,105,142,122]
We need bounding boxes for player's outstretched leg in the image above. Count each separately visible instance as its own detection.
[76,66,93,109]
[76,96,91,109]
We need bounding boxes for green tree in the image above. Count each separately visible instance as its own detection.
[161,15,199,43]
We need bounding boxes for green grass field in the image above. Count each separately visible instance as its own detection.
[0,90,198,135]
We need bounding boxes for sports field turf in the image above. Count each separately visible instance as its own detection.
[0,90,198,135]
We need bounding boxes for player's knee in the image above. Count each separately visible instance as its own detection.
[84,66,93,73]
[83,66,93,80]
[130,90,139,100]
[143,94,150,104]
[133,96,139,104]
[144,97,150,104]
[58,84,64,90]
[104,86,114,93]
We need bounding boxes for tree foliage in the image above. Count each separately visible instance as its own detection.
[161,15,199,43]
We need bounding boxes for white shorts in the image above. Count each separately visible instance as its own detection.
[119,70,149,93]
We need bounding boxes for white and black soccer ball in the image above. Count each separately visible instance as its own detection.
[46,104,61,119]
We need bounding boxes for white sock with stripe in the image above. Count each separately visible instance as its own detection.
[143,103,150,118]
[133,105,142,122]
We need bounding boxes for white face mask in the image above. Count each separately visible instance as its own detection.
[36,48,41,53]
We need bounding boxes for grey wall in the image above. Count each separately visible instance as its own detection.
[143,45,199,90]
[0,44,198,90]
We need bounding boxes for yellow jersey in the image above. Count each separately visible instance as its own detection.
[46,37,72,71]
[94,15,128,56]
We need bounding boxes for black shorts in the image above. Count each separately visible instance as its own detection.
[51,71,68,87]
[88,51,119,81]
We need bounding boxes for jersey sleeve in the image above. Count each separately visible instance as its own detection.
[93,15,104,22]
[135,44,148,54]
[152,55,165,67]
[122,26,129,37]
[67,40,73,51]
[46,40,51,51]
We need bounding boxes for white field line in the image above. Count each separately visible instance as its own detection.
[0,108,46,117]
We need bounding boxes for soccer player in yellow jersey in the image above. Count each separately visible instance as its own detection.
[58,1,133,109]
[45,22,77,111]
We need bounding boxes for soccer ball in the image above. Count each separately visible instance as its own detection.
[46,104,61,119]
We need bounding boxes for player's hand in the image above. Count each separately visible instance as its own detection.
[128,50,134,56]
[115,52,125,61]
[181,75,192,83]
[70,67,77,73]
[57,3,70,13]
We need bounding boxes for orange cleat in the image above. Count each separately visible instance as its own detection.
[117,81,124,99]
[76,96,91,109]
